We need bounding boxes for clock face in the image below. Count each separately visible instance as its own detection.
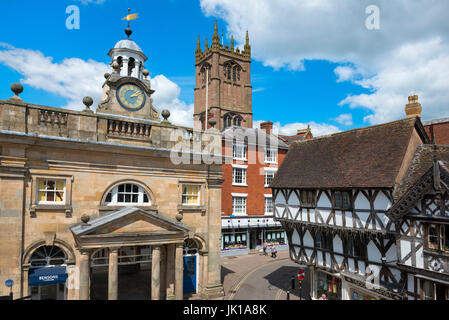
[117,83,146,111]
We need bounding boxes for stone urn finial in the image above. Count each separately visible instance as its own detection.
[111,61,120,75]
[81,214,91,226]
[161,109,171,123]
[82,96,94,114]
[10,83,23,100]
[208,117,217,128]
[142,69,149,80]
[104,72,111,80]
[176,213,183,222]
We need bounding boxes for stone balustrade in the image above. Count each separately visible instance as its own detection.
[107,119,151,139]
[37,109,68,126]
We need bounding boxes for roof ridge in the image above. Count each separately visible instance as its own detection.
[292,117,416,145]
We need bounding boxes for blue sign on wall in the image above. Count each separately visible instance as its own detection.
[4,279,14,288]
[28,267,68,286]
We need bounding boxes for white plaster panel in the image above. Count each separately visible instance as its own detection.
[391,268,401,282]
[335,211,343,226]
[354,192,371,210]
[291,229,300,246]
[309,210,315,223]
[303,231,313,247]
[357,211,370,228]
[345,214,353,228]
[335,255,344,268]
[385,242,397,263]
[317,251,324,266]
[407,274,414,292]
[305,249,313,262]
[320,209,331,224]
[348,258,355,273]
[333,235,343,254]
[416,246,424,269]
[373,192,391,211]
[289,206,299,219]
[359,261,366,276]
[276,191,286,205]
[367,241,382,262]
[400,240,411,266]
[317,192,331,207]
[326,253,331,268]
[288,192,299,205]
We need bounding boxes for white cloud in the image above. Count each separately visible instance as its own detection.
[201,0,449,124]
[0,43,108,110]
[254,120,340,137]
[0,43,194,127]
[333,113,353,126]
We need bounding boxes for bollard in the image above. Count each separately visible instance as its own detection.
[291,276,295,291]
[287,290,290,300]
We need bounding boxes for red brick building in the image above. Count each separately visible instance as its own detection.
[193,23,312,255]
[423,117,449,145]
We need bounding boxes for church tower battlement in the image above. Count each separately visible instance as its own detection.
[194,21,253,131]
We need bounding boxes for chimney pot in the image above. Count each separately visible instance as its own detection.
[405,94,422,118]
[260,121,273,134]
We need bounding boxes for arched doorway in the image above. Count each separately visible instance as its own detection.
[183,239,199,294]
[28,245,68,300]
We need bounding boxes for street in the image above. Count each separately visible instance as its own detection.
[221,250,310,300]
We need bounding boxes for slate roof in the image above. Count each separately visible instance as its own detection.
[271,117,429,189]
[222,126,289,149]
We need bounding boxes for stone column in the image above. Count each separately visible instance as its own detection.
[175,243,184,300]
[122,58,129,77]
[108,248,119,300]
[166,244,175,300]
[79,250,90,300]
[151,245,161,300]
[160,245,167,300]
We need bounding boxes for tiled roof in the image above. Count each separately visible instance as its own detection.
[394,145,449,199]
[271,117,428,189]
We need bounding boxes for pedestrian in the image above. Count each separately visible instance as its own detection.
[271,245,277,258]
[263,241,268,256]
[319,294,327,300]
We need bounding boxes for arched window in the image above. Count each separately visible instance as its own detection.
[104,183,151,206]
[30,245,67,268]
[128,57,136,77]
[233,66,237,82]
[227,64,232,80]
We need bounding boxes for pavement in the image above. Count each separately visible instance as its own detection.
[221,250,310,300]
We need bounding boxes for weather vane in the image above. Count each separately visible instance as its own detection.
[122,8,139,39]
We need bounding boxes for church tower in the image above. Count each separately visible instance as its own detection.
[194,21,252,131]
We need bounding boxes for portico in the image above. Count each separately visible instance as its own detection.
[70,207,189,300]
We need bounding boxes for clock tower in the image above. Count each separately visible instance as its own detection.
[97,24,160,121]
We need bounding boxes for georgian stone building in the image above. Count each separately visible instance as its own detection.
[0,27,224,300]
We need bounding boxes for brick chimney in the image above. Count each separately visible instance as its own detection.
[405,94,422,118]
[260,121,273,134]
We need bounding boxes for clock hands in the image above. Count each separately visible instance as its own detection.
[130,91,141,98]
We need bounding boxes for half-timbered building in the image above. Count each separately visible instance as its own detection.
[271,105,439,300]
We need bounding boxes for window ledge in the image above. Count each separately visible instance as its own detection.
[30,204,72,218]
[232,184,248,187]
[178,205,207,215]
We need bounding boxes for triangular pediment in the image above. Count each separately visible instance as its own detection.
[70,207,189,238]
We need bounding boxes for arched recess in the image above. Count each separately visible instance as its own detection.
[223,112,243,128]
[99,179,157,207]
[22,239,76,268]
[184,234,208,254]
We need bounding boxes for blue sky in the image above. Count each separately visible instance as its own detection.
[1,0,448,136]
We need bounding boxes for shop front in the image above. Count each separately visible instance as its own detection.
[221,216,288,256]
[313,270,342,300]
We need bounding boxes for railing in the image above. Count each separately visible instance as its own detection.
[107,119,151,139]
[37,110,68,126]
